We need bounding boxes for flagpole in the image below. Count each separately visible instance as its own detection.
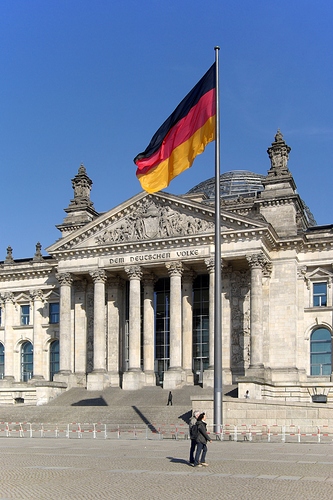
[213,46,222,434]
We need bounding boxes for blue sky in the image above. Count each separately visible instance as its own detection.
[1,0,332,259]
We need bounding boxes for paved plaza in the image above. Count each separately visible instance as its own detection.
[1,437,333,499]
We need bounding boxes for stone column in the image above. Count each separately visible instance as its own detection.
[87,270,107,390]
[164,261,185,389]
[30,289,44,380]
[203,257,215,388]
[55,273,73,379]
[2,292,15,382]
[73,280,87,380]
[246,253,265,376]
[107,276,123,387]
[123,265,144,390]
[182,270,195,384]
[142,273,156,386]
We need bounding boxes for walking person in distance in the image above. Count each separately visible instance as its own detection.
[193,412,212,467]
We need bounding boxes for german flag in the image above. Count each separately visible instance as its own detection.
[134,63,216,193]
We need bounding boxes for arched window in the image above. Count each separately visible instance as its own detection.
[0,343,4,379]
[310,328,332,375]
[50,340,59,381]
[21,342,33,381]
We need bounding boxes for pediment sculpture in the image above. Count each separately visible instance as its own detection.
[95,200,214,244]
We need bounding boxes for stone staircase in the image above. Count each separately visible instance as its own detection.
[0,385,223,426]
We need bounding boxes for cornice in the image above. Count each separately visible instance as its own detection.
[0,262,55,282]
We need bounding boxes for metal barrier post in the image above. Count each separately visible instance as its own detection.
[282,425,286,442]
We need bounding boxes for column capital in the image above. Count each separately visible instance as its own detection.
[29,289,44,302]
[56,272,73,286]
[125,265,143,280]
[246,252,270,273]
[166,261,183,277]
[90,269,107,284]
[2,291,15,304]
[204,257,215,273]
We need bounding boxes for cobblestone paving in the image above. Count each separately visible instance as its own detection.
[1,438,333,499]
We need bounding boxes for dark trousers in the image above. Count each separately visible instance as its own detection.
[194,442,207,465]
[189,439,196,463]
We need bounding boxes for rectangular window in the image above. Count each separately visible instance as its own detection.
[49,303,60,324]
[313,282,327,307]
[0,307,2,326]
[20,305,30,325]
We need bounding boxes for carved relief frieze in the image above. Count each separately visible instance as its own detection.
[95,199,214,245]
[229,270,251,369]
[86,283,94,374]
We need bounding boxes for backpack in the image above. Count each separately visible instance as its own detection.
[190,422,199,440]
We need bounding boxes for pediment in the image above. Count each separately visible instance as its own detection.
[306,267,333,281]
[47,191,265,254]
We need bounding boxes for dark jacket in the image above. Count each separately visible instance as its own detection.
[196,420,210,444]
[189,416,197,440]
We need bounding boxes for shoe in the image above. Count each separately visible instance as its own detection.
[200,462,209,466]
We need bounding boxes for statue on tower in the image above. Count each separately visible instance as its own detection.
[267,130,291,177]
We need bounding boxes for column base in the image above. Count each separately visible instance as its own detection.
[53,372,86,389]
[1,376,15,385]
[144,370,157,386]
[122,370,145,390]
[163,368,186,390]
[53,371,71,386]
[203,368,214,388]
[87,371,108,391]
[106,371,121,387]
[246,365,265,380]
[184,369,194,385]
[29,375,45,384]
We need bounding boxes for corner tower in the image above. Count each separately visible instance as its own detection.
[258,131,309,236]
[56,164,100,237]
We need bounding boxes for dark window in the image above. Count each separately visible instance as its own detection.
[313,282,327,307]
[21,342,33,381]
[0,343,4,379]
[154,278,170,384]
[21,305,30,325]
[193,275,209,385]
[49,303,59,324]
[310,328,332,375]
[50,340,59,380]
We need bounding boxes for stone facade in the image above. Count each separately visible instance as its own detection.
[1,133,333,404]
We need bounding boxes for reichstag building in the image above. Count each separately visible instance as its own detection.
[0,131,332,404]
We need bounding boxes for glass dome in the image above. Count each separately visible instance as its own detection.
[187,170,265,200]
